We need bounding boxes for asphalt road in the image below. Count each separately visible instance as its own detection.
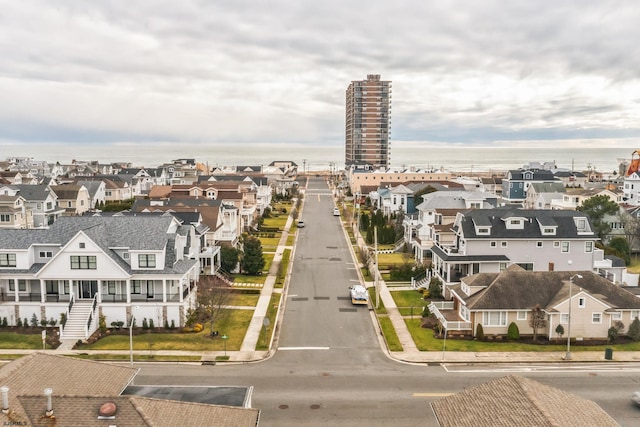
[134,176,640,426]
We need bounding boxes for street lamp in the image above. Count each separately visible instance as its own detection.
[565,274,582,361]
[129,305,140,367]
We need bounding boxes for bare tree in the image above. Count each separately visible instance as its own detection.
[528,304,547,342]
[619,210,640,251]
[197,275,233,336]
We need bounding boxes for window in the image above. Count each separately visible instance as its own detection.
[79,243,85,249]
[123,252,130,260]
[67,201,72,208]
[0,214,10,222]
[63,281,69,294]
[483,311,507,326]
[585,242,593,252]
[460,305,470,321]
[517,311,527,320]
[132,281,141,294]
[611,312,622,321]
[578,297,586,308]
[501,241,507,248]
[536,241,543,248]
[46,201,52,210]
[45,281,58,294]
[553,241,560,248]
[147,282,154,298]
[105,191,112,197]
[499,262,508,271]
[0,253,17,267]
[107,281,116,295]
[516,263,534,271]
[592,313,602,324]
[490,241,497,248]
[39,251,53,258]
[9,279,26,292]
[631,310,640,321]
[138,254,156,268]
[70,255,97,269]
[561,241,569,253]
[560,313,569,324]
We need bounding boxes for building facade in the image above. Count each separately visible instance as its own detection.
[345,74,392,169]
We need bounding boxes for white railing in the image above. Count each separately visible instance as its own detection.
[83,293,99,340]
[428,301,472,331]
[59,294,75,340]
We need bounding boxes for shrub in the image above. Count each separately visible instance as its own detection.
[23,318,28,328]
[629,317,640,341]
[60,312,67,327]
[428,277,443,299]
[422,289,430,300]
[30,314,39,327]
[170,319,176,329]
[48,317,57,327]
[149,319,155,329]
[507,322,520,340]
[555,324,564,338]
[142,318,149,330]
[1,317,7,327]
[99,315,107,333]
[164,319,169,329]
[608,326,619,342]
[40,319,48,327]
[475,323,484,340]
[422,305,431,318]
[17,318,23,327]
[193,323,203,333]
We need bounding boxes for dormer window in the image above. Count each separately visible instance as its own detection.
[477,227,490,234]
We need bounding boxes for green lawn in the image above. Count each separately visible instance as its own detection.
[379,316,403,351]
[376,252,414,268]
[232,274,266,285]
[256,293,281,350]
[628,255,640,273]
[81,310,254,351]
[286,234,295,246]
[262,216,288,229]
[259,237,281,251]
[405,318,640,352]
[228,292,260,307]
[0,331,54,349]
[368,287,386,314]
[275,249,291,288]
[390,290,425,308]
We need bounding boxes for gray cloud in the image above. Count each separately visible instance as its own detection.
[0,1,639,146]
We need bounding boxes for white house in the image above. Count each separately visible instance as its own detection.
[0,215,201,342]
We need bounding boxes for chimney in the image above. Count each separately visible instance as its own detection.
[44,388,53,417]
[1,386,8,413]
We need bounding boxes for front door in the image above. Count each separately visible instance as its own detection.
[79,280,98,299]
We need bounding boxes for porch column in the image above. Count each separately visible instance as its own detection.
[97,279,102,303]
[39,279,46,303]
[126,279,131,304]
[162,279,167,303]
[13,279,19,302]
[179,279,184,303]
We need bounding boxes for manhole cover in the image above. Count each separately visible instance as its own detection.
[310,404,321,409]
[279,404,289,410]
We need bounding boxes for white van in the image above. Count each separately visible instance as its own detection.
[333,207,340,216]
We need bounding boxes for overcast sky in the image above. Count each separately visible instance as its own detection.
[1,1,639,148]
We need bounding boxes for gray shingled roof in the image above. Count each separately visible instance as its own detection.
[431,375,618,427]
[458,209,594,239]
[460,267,640,311]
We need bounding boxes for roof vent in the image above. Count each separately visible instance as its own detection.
[98,401,117,419]
[1,386,8,413]
[44,388,53,417]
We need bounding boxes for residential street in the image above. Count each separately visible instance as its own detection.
[132,177,640,426]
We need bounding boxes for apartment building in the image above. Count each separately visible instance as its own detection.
[345,74,392,169]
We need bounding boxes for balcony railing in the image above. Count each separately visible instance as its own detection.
[428,302,472,331]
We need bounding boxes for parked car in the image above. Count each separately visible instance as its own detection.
[333,207,340,216]
[349,285,369,305]
[632,391,640,407]
[297,219,305,228]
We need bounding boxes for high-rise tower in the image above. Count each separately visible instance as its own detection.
[345,74,392,169]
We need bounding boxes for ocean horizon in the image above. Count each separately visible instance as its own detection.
[1,141,636,175]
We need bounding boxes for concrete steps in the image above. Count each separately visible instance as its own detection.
[61,302,94,341]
